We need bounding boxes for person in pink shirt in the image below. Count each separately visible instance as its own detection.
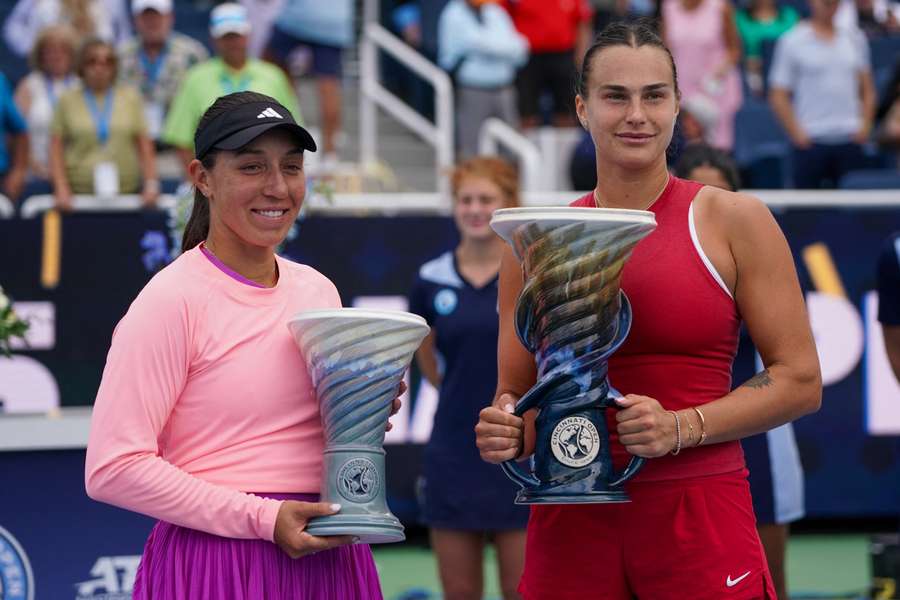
[85,91,396,599]
[662,0,743,151]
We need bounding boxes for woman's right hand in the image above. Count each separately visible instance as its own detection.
[54,188,73,212]
[273,501,356,559]
[475,392,525,464]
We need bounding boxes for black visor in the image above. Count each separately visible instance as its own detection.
[194,100,317,159]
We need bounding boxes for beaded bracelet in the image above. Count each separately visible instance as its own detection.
[668,410,682,455]
[692,406,708,446]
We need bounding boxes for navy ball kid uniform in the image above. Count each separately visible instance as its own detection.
[408,251,529,530]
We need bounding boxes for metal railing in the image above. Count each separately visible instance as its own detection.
[478,117,545,192]
[0,194,12,218]
[12,190,900,220]
[360,22,454,197]
[19,194,177,218]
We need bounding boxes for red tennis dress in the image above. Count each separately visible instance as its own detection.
[519,177,775,599]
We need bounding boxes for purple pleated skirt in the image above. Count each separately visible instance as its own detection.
[132,493,384,600]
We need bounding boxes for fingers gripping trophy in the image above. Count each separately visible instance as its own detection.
[491,207,656,503]
[288,308,429,542]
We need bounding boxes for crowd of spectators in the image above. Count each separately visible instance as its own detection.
[395,0,900,188]
[0,0,898,210]
[0,0,333,209]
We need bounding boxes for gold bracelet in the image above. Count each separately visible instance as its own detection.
[684,412,695,446]
[668,410,682,455]
[692,406,708,446]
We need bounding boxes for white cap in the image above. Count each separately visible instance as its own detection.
[132,0,172,15]
[209,3,251,38]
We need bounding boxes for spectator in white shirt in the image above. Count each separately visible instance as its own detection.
[768,0,877,188]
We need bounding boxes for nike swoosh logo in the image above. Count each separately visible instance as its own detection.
[726,571,751,587]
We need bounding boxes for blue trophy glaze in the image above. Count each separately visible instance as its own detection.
[490,210,656,504]
[288,309,429,541]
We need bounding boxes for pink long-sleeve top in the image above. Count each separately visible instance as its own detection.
[85,245,341,542]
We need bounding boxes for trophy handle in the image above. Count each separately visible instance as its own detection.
[499,387,543,490]
[609,455,645,488]
[607,386,645,487]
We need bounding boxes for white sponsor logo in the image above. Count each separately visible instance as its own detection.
[257,107,283,119]
[726,571,751,588]
[551,416,600,468]
[0,525,34,600]
[75,556,141,600]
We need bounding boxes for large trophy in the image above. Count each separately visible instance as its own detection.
[490,207,656,504]
[288,308,429,543]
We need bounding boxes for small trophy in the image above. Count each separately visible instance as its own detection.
[490,207,656,504]
[288,308,429,542]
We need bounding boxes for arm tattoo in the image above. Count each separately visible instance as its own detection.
[743,369,773,389]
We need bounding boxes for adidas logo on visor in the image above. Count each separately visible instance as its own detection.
[257,107,283,119]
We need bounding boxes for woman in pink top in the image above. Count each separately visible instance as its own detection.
[662,0,743,150]
[85,91,391,599]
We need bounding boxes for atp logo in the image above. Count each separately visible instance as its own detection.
[75,556,141,600]
[0,526,33,600]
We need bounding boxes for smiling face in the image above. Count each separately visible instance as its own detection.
[191,128,307,253]
[453,175,508,242]
[575,44,679,173]
[80,43,117,91]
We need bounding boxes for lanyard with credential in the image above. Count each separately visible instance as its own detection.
[220,72,251,95]
[83,88,114,145]
[138,45,169,91]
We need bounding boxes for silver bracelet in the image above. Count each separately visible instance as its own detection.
[668,410,682,456]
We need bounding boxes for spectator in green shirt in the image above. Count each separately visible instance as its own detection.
[161,2,301,172]
[736,0,800,95]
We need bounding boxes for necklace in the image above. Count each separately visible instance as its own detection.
[593,175,670,211]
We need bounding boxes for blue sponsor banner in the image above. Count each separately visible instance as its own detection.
[0,205,898,599]
[0,450,154,599]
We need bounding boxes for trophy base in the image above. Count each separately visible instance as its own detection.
[306,513,405,544]
[514,488,632,505]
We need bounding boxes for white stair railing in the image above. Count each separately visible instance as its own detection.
[0,194,12,218]
[19,195,176,218]
[360,22,454,197]
[478,117,544,192]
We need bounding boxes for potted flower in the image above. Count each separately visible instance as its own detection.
[0,286,29,357]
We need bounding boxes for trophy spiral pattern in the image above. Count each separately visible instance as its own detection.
[511,218,657,403]
[288,309,429,447]
[512,219,655,402]
[491,208,657,502]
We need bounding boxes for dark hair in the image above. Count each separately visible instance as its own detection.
[75,37,118,79]
[673,143,742,191]
[575,19,680,99]
[181,91,282,252]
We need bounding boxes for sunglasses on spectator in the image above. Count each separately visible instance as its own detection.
[86,55,115,66]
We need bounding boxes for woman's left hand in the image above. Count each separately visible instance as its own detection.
[385,380,406,432]
[614,394,677,458]
[141,180,160,208]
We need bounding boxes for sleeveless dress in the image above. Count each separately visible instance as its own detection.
[519,177,775,599]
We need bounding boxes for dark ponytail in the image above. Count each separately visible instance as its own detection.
[181,91,283,253]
